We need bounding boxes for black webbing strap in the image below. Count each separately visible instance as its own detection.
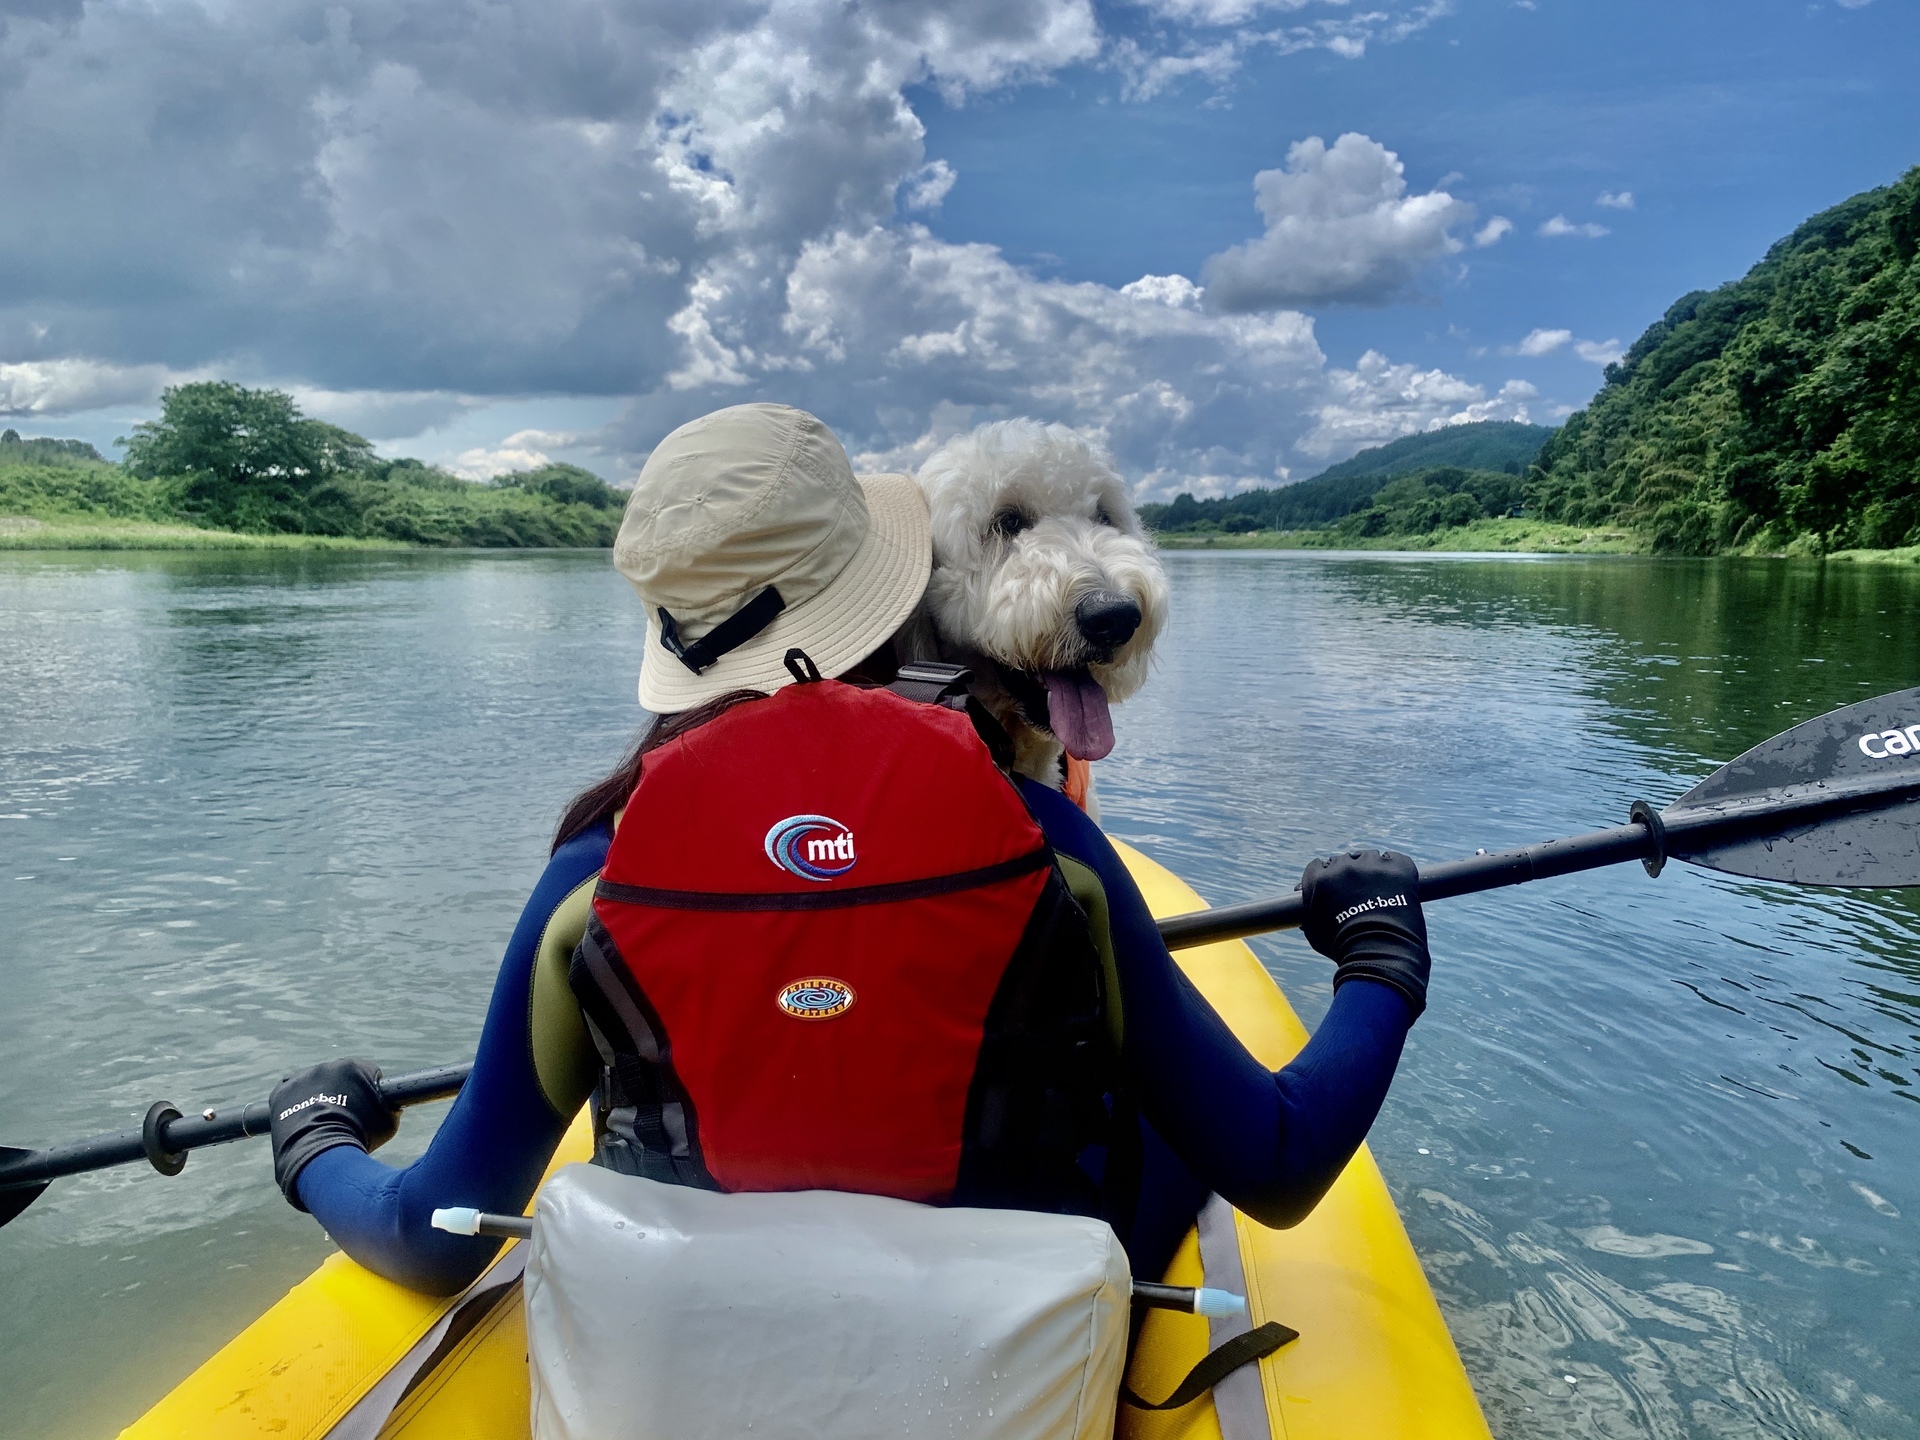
[658,586,785,674]
[320,1243,528,1439]
[1120,1321,1298,1412]
[596,848,1051,912]
[888,661,974,706]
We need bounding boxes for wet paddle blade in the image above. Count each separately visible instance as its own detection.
[0,1149,49,1227]
[1668,687,1920,887]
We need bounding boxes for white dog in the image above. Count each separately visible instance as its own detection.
[894,420,1168,799]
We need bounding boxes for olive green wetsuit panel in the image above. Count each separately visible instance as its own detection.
[1055,851,1124,1054]
[527,875,602,1119]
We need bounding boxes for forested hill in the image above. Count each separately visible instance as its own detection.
[1530,166,1920,553]
[1140,420,1551,534]
[1311,421,1553,486]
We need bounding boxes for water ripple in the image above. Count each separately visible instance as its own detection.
[2,548,1917,1438]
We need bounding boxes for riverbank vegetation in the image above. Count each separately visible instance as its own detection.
[0,384,627,548]
[1529,167,1920,554]
[1156,516,1642,554]
[0,515,411,551]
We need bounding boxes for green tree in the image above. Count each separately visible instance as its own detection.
[121,382,375,533]
[490,462,625,510]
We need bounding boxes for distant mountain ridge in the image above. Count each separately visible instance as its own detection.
[1529,166,1920,552]
[1140,421,1554,533]
[1310,422,1554,486]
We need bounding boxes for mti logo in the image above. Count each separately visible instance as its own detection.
[764,814,856,881]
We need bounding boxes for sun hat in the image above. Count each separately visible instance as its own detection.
[615,403,931,713]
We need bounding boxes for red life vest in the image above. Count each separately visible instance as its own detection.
[569,670,1113,1213]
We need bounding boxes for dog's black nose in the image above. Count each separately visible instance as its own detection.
[1075,590,1142,653]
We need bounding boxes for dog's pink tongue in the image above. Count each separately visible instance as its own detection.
[1043,672,1115,761]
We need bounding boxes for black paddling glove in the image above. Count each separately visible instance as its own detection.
[1298,849,1431,1020]
[268,1058,399,1211]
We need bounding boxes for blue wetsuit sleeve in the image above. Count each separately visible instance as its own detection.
[293,824,611,1295]
[1022,781,1415,1229]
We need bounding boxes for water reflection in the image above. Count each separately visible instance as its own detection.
[1311,556,1920,767]
[1100,551,1919,1440]
[1,548,1916,1439]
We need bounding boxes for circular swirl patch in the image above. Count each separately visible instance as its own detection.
[776,977,856,1020]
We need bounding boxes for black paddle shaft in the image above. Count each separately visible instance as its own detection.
[0,1064,469,1202]
[1161,699,1920,950]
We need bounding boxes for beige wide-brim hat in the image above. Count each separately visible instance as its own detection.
[616,403,931,713]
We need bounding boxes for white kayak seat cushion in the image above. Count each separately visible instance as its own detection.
[526,1164,1131,1440]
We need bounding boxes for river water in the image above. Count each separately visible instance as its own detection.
[0,548,1915,1439]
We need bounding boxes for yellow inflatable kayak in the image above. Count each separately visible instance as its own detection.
[122,842,1490,1440]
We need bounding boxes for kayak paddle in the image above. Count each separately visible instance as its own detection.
[0,1063,471,1228]
[3,685,1916,1229]
[1160,682,1920,947]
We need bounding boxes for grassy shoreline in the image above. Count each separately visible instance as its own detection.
[1154,518,1920,563]
[1152,517,1645,553]
[0,516,415,551]
[8,513,1920,565]
[1826,544,1920,566]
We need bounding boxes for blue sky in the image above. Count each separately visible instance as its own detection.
[0,0,1913,497]
[918,0,1918,426]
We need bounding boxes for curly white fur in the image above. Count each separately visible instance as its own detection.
[894,420,1168,793]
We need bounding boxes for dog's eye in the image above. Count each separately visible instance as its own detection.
[990,508,1031,539]
[1094,509,1115,527]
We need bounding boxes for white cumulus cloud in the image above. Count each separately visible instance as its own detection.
[1473,216,1513,247]
[0,0,1101,399]
[294,389,488,442]
[1201,134,1475,310]
[1111,2,1449,99]
[0,359,191,417]
[570,223,1530,499]
[1303,353,1534,458]
[1502,329,1621,364]
[1596,190,1635,210]
[448,430,573,480]
[1110,37,1245,100]
[1498,329,1622,366]
[1119,274,1207,309]
[1539,215,1611,239]
[899,160,958,212]
[0,0,1515,498]
[1130,0,1312,21]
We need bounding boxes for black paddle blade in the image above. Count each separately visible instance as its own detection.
[1668,686,1920,887]
[0,1149,49,1228]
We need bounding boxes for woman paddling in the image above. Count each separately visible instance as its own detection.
[267,402,1435,1296]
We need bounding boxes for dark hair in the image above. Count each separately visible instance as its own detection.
[553,639,904,852]
[552,689,766,851]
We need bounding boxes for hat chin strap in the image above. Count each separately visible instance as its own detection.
[657,586,787,674]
